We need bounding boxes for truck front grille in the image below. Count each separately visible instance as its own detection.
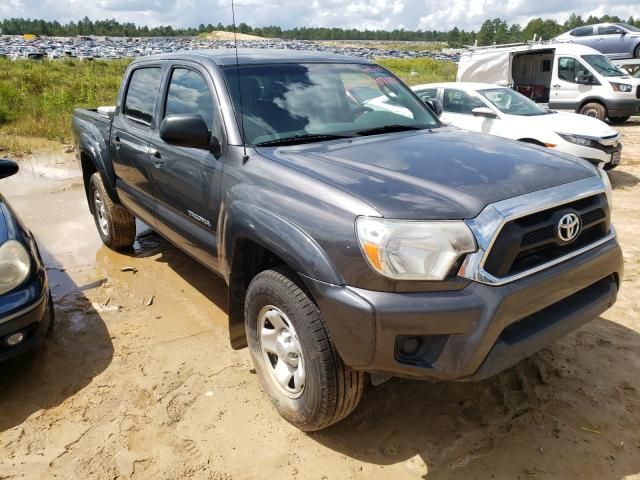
[483,194,610,278]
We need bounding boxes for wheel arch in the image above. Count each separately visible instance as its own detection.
[222,202,343,350]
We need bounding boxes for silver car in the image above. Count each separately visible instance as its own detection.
[555,23,640,60]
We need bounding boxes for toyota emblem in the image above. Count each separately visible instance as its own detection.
[557,213,581,242]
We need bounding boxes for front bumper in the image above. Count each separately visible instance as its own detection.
[556,141,622,166]
[302,237,622,381]
[604,98,640,118]
[0,269,52,362]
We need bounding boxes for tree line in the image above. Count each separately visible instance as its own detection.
[1,14,639,46]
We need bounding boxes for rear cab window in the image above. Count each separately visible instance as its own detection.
[123,67,164,126]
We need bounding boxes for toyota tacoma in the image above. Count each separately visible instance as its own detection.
[72,50,623,431]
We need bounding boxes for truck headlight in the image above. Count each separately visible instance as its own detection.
[610,82,633,93]
[356,217,477,280]
[0,240,31,295]
[557,133,595,147]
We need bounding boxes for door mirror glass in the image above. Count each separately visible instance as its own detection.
[471,107,497,118]
[575,73,596,85]
[0,159,19,180]
[160,114,210,149]
[423,98,443,117]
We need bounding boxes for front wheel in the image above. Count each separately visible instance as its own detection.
[89,173,136,251]
[634,44,640,59]
[245,266,364,431]
[579,102,607,121]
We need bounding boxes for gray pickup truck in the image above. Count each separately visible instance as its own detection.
[73,49,623,431]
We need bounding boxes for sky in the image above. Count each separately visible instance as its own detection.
[1,0,639,32]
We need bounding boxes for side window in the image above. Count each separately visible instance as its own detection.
[558,57,590,83]
[442,89,484,114]
[570,26,594,37]
[415,88,438,99]
[165,68,217,135]
[123,68,163,126]
[598,25,624,35]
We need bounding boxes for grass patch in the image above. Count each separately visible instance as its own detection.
[0,58,130,146]
[0,56,454,150]
[377,57,457,86]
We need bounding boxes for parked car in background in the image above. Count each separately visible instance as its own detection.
[457,42,640,123]
[0,159,53,361]
[555,23,640,59]
[413,82,622,169]
[74,50,622,431]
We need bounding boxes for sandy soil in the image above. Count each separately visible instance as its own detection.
[0,123,639,479]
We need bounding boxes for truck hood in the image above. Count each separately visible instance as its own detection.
[509,111,618,138]
[257,128,596,220]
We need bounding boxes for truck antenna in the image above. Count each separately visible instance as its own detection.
[231,0,249,160]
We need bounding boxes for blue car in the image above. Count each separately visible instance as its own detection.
[0,159,52,361]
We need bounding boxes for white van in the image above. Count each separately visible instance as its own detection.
[457,43,640,123]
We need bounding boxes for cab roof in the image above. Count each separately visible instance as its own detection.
[133,48,373,67]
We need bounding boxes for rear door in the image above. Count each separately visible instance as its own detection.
[111,65,164,224]
[147,63,225,269]
[568,26,597,49]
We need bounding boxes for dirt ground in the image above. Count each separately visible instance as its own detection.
[0,122,639,480]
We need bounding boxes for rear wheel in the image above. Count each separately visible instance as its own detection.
[579,102,607,121]
[245,266,364,431]
[609,116,630,124]
[89,173,136,251]
[634,44,640,59]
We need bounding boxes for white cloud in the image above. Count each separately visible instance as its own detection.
[1,0,639,31]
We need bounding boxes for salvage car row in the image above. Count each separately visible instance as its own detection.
[0,35,458,62]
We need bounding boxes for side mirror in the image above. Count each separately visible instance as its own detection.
[575,73,596,85]
[423,98,443,117]
[0,159,19,180]
[160,114,210,149]
[471,107,498,118]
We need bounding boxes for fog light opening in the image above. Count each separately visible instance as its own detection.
[399,336,422,356]
[5,332,25,347]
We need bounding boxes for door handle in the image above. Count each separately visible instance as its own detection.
[148,148,164,168]
[552,84,561,88]
[114,137,121,149]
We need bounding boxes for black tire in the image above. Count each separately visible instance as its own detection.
[579,102,607,121]
[634,44,640,59]
[609,116,630,124]
[89,172,136,250]
[245,266,364,431]
[604,163,618,171]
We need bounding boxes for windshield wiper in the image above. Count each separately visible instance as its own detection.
[254,133,352,147]
[353,124,428,137]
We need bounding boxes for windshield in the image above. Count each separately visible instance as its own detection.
[478,88,548,116]
[616,23,640,33]
[582,54,626,77]
[223,63,438,146]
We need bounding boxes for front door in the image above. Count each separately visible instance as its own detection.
[148,65,225,269]
[440,88,497,133]
[595,25,629,57]
[551,57,595,111]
